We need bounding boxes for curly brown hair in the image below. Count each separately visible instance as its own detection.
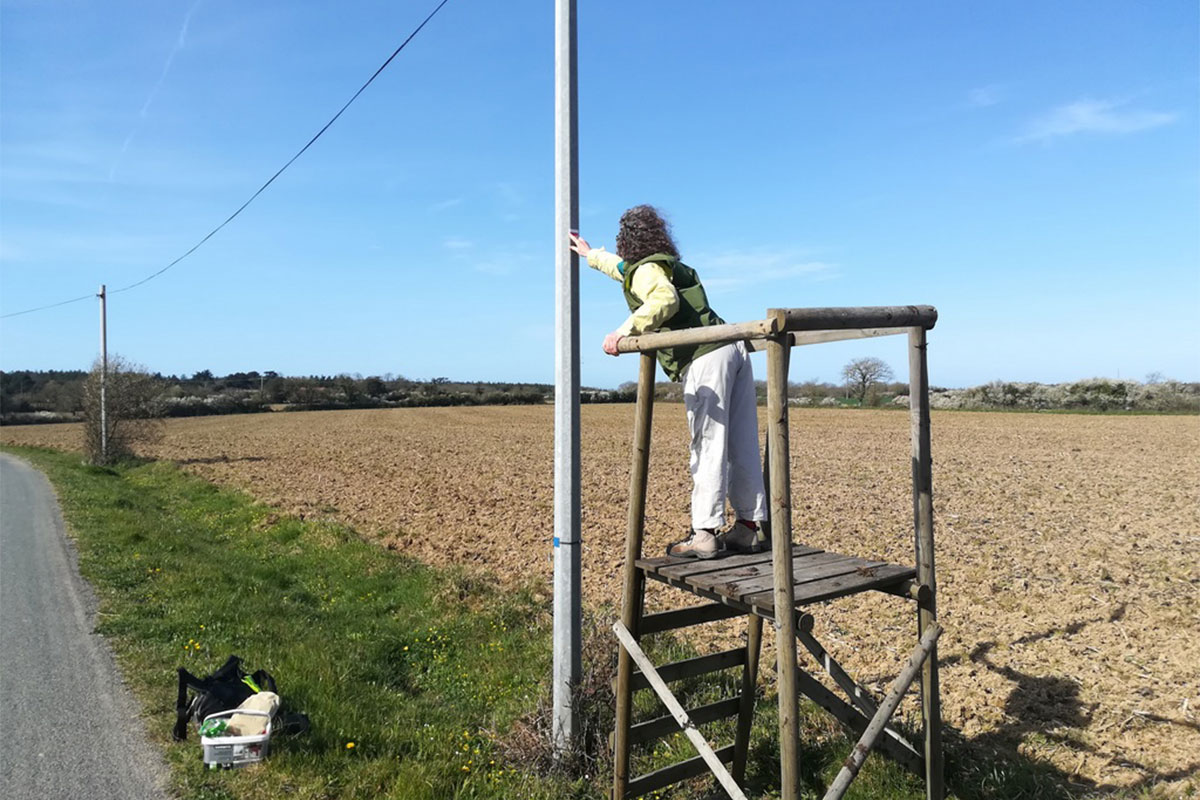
[615,205,679,264]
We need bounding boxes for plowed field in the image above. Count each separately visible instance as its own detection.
[5,406,1198,794]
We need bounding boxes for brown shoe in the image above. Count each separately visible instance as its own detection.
[665,529,718,559]
[718,521,764,554]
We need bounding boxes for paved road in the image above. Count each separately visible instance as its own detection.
[0,454,169,799]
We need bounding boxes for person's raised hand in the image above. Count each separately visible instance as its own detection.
[568,232,592,258]
[602,331,624,356]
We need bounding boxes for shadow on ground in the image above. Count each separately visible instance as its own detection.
[936,612,1199,798]
[174,455,266,465]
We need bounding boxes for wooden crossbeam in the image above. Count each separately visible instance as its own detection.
[794,667,924,777]
[797,626,881,719]
[640,602,745,635]
[746,326,910,352]
[627,648,746,693]
[627,697,742,745]
[794,622,923,772]
[626,745,737,798]
[822,623,943,800]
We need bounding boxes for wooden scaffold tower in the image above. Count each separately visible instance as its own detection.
[610,305,944,800]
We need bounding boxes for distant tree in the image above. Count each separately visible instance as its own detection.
[363,376,387,397]
[1145,371,1165,385]
[841,357,894,404]
[192,369,214,383]
[82,355,164,464]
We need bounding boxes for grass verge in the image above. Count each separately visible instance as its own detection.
[5,446,583,800]
[4,445,1156,799]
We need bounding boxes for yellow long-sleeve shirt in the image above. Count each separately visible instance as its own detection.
[586,248,680,336]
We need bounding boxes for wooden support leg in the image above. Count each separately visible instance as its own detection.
[766,332,800,800]
[908,327,944,800]
[732,614,762,784]
[613,353,657,800]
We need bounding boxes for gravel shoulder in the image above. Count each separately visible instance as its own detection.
[0,454,169,800]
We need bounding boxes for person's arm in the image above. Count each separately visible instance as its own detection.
[615,263,679,336]
[570,233,624,282]
[587,248,625,282]
[569,233,679,355]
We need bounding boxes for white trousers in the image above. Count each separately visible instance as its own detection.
[682,341,768,530]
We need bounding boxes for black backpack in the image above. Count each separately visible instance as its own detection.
[172,654,277,741]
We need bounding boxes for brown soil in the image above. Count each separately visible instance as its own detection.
[5,406,1198,794]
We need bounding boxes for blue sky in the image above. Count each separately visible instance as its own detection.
[1,0,1196,388]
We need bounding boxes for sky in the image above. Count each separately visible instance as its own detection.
[1,0,1197,389]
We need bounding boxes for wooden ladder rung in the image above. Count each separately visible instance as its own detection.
[628,696,742,745]
[640,602,745,634]
[626,648,747,692]
[626,744,736,798]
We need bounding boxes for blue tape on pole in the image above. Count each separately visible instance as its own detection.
[553,537,560,548]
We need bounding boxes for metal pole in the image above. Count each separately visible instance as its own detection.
[98,284,108,464]
[552,0,580,755]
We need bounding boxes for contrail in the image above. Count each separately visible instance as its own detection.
[110,0,203,179]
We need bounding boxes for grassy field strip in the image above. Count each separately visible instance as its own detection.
[3,445,1132,800]
[3,447,584,800]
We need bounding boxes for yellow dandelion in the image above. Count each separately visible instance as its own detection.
[346,742,355,750]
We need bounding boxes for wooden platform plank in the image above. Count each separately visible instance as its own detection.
[638,545,918,623]
[739,566,916,618]
[638,550,771,575]
[637,545,823,580]
[644,573,760,617]
[706,555,886,602]
[744,564,916,609]
[662,547,828,588]
[796,564,916,605]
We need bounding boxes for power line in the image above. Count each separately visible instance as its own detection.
[0,292,97,319]
[2,0,453,318]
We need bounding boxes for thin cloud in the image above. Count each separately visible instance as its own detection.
[967,85,1002,108]
[430,197,464,211]
[443,238,473,250]
[1016,98,1176,144]
[494,182,523,207]
[473,259,512,277]
[696,248,837,290]
[111,0,204,179]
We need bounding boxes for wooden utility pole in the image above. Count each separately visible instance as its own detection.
[98,284,108,463]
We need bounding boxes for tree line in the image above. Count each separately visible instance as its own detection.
[0,364,636,427]
[4,357,1196,433]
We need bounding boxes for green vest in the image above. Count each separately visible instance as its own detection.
[622,253,725,381]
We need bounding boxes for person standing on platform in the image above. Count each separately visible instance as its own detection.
[570,205,767,559]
